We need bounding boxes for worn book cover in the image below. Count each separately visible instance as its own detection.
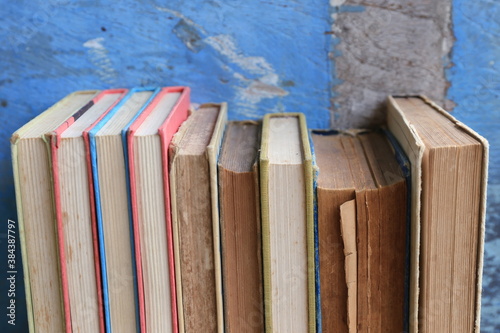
[312,130,408,333]
[50,89,127,333]
[169,103,227,333]
[218,121,263,333]
[87,87,161,333]
[127,86,190,333]
[260,113,316,333]
[387,95,489,332]
[11,90,99,332]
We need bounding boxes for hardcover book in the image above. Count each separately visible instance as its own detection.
[127,86,190,333]
[50,89,127,333]
[387,96,488,332]
[217,121,264,333]
[312,130,408,332]
[11,90,99,332]
[87,87,161,333]
[260,113,316,333]
[169,103,227,333]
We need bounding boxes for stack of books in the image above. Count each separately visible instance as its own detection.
[11,87,488,333]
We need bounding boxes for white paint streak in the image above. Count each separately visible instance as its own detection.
[205,34,288,104]
[330,0,347,6]
[205,35,273,76]
[154,6,207,34]
[83,37,105,50]
[329,2,342,37]
[83,37,117,84]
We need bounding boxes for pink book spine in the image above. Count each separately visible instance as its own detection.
[158,87,190,333]
[127,86,190,333]
[51,89,127,333]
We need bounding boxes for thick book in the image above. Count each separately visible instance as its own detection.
[87,87,161,333]
[312,130,408,332]
[260,113,316,333]
[217,121,264,333]
[50,89,127,333]
[387,96,488,332]
[169,103,227,333]
[127,86,190,333]
[10,90,100,332]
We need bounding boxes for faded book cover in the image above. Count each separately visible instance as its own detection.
[218,121,263,333]
[169,102,226,333]
[11,90,99,332]
[386,95,488,333]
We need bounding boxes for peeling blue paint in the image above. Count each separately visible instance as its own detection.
[0,2,333,331]
[172,19,205,53]
[448,0,500,330]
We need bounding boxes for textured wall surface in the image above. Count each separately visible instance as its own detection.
[0,0,498,332]
[330,0,453,128]
[448,1,500,331]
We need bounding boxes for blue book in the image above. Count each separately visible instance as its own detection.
[309,129,322,333]
[87,87,161,333]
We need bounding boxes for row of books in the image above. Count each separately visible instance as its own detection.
[12,87,488,333]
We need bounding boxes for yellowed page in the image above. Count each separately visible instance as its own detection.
[418,96,489,332]
[340,199,357,333]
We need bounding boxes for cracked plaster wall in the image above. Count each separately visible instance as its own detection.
[329,0,454,128]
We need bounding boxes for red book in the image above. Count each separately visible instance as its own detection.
[127,87,190,332]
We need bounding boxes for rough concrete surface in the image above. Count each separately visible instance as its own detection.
[330,0,454,128]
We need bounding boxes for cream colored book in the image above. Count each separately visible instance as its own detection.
[169,103,227,333]
[260,113,316,333]
[387,96,488,332]
[11,90,99,333]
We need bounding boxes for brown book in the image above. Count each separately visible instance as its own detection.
[313,131,407,333]
[217,121,264,333]
[169,103,227,333]
[387,96,488,332]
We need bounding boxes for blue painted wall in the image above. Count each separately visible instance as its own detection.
[448,1,500,331]
[0,1,332,331]
[0,0,498,331]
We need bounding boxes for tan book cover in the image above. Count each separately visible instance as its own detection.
[10,90,99,333]
[387,95,488,332]
[169,103,227,333]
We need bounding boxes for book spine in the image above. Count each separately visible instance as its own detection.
[49,132,72,333]
[83,89,128,333]
[259,116,272,333]
[158,87,190,333]
[382,129,411,332]
[120,87,162,333]
[206,102,228,333]
[10,141,35,333]
[309,130,322,333]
